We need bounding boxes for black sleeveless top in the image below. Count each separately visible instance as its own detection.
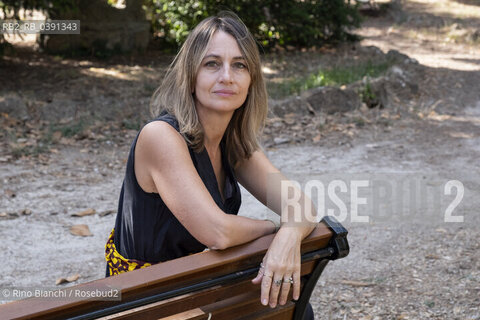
[112,113,241,263]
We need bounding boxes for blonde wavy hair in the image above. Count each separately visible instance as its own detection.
[149,12,268,166]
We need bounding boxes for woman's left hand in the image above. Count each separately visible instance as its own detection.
[251,227,302,308]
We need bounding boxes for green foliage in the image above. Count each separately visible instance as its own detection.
[10,143,48,158]
[1,0,361,55]
[6,126,50,158]
[121,118,142,131]
[50,119,87,137]
[424,300,435,308]
[359,79,377,107]
[0,37,12,55]
[143,0,362,51]
[268,59,392,98]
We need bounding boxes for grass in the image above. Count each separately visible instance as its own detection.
[359,80,378,107]
[50,119,87,138]
[8,119,92,158]
[11,144,49,158]
[122,118,142,131]
[267,59,394,99]
[9,131,51,158]
[424,300,435,308]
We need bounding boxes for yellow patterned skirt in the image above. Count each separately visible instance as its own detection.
[105,229,153,276]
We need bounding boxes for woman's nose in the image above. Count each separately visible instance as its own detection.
[219,65,233,83]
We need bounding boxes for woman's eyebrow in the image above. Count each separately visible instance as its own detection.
[203,54,245,60]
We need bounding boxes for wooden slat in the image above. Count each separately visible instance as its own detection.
[246,304,296,320]
[163,298,296,320]
[199,291,265,319]
[160,308,207,320]
[0,224,332,320]
[101,282,259,320]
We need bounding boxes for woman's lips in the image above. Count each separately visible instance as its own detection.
[214,90,235,97]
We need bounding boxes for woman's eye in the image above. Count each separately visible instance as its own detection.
[205,61,219,67]
[234,62,247,69]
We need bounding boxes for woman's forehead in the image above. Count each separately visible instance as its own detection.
[203,30,245,58]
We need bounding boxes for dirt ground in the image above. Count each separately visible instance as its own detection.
[1,1,479,319]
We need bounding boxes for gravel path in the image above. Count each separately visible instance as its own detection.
[1,106,479,319]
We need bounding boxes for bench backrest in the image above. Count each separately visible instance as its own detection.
[0,216,349,320]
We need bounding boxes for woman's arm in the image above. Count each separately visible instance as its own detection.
[135,121,275,250]
[235,150,318,238]
[235,150,318,308]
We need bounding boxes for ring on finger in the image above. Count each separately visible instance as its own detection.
[274,279,282,286]
[259,262,265,269]
[283,277,294,284]
[264,273,273,278]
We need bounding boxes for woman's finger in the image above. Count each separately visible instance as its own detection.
[292,270,301,301]
[260,271,273,306]
[252,261,265,284]
[268,274,283,308]
[278,275,293,305]
[292,246,301,301]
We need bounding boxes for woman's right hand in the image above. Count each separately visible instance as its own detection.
[251,227,302,308]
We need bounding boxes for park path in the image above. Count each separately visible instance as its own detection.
[1,104,479,318]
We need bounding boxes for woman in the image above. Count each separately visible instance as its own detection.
[105,12,317,316]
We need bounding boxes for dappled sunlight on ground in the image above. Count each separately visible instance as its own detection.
[81,66,146,81]
[426,110,480,126]
[356,0,480,71]
[408,0,480,19]
[358,25,480,70]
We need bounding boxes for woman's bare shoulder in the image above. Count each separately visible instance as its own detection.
[135,119,192,190]
[138,120,188,154]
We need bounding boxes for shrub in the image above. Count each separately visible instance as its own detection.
[144,0,362,51]
[1,0,361,55]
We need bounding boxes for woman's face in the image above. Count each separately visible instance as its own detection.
[194,31,251,115]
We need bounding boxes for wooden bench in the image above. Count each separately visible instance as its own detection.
[0,216,349,320]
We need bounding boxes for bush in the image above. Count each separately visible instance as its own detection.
[0,0,361,55]
[144,0,362,51]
